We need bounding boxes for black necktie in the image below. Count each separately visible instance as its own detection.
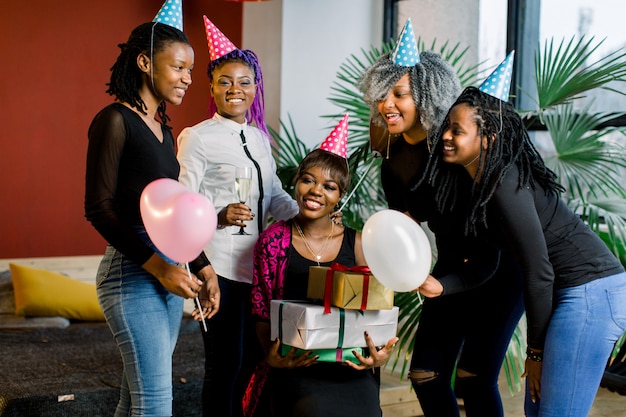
[240,130,264,232]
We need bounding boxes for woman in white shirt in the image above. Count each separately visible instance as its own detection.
[177,18,297,417]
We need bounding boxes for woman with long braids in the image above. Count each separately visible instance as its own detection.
[84,5,219,415]
[359,20,524,416]
[177,17,298,417]
[429,83,626,417]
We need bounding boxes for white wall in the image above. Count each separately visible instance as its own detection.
[243,0,507,147]
[245,0,384,147]
[281,0,383,146]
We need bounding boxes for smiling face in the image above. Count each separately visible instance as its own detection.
[441,103,484,177]
[210,61,256,124]
[376,73,425,143]
[147,41,194,106]
[295,166,343,220]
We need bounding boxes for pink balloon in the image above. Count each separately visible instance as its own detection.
[140,178,217,263]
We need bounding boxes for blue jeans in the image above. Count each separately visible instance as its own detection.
[96,231,184,417]
[524,272,626,417]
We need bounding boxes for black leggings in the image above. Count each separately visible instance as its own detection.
[410,256,524,417]
[200,276,262,417]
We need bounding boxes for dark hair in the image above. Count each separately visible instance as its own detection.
[427,86,564,233]
[106,22,190,125]
[295,149,351,196]
[208,49,268,137]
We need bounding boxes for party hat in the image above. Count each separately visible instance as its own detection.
[153,0,183,31]
[204,15,238,62]
[479,51,515,102]
[390,18,420,67]
[319,114,349,159]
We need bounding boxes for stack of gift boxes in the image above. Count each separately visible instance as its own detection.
[270,263,399,363]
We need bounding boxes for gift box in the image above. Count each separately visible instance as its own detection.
[308,264,394,311]
[270,300,398,350]
[280,344,366,363]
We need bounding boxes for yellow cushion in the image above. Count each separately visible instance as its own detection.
[9,263,105,321]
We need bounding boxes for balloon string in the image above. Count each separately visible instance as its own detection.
[185,263,208,332]
[338,154,380,213]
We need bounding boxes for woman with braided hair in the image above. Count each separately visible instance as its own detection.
[85,14,219,416]
[359,19,524,417]
[429,85,626,416]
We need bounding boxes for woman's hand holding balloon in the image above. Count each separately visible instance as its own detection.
[416,275,444,298]
[142,253,203,299]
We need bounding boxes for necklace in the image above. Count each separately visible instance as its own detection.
[464,153,480,167]
[293,220,335,266]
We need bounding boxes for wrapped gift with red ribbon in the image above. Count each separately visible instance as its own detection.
[307,262,394,313]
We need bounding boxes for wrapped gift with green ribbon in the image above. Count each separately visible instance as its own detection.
[280,344,366,363]
[270,300,398,350]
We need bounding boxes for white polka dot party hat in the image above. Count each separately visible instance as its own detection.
[391,18,420,67]
[153,0,183,31]
[204,15,238,62]
[319,114,349,159]
[479,51,515,102]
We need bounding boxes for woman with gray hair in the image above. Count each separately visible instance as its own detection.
[359,19,524,417]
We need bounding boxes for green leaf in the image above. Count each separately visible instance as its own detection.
[535,36,626,109]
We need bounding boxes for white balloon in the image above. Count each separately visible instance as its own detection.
[361,209,432,292]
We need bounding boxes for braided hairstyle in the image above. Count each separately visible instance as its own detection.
[427,86,564,234]
[208,49,269,137]
[106,22,190,126]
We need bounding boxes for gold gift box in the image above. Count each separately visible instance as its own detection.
[307,265,395,310]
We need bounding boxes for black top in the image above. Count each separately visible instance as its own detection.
[284,226,357,299]
[488,165,624,347]
[381,137,500,294]
[84,103,209,272]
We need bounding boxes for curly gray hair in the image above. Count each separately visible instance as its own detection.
[358,51,461,134]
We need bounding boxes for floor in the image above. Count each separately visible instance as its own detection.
[497,382,626,417]
[380,369,626,417]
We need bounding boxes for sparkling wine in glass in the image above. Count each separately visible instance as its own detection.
[234,166,253,235]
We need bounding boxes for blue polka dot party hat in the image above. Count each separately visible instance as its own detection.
[479,50,515,102]
[391,18,420,67]
[153,0,183,31]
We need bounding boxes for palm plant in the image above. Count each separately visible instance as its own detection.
[270,34,626,393]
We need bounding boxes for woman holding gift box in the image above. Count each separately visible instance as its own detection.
[245,118,399,417]
[358,19,524,417]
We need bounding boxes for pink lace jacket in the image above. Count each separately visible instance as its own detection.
[251,220,292,321]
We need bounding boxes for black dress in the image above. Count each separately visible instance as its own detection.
[269,227,382,417]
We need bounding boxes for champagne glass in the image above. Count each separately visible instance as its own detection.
[233,166,253,235]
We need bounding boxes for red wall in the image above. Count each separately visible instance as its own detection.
[0,0,243,258]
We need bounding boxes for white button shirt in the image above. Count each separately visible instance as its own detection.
[177,113,298,284]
